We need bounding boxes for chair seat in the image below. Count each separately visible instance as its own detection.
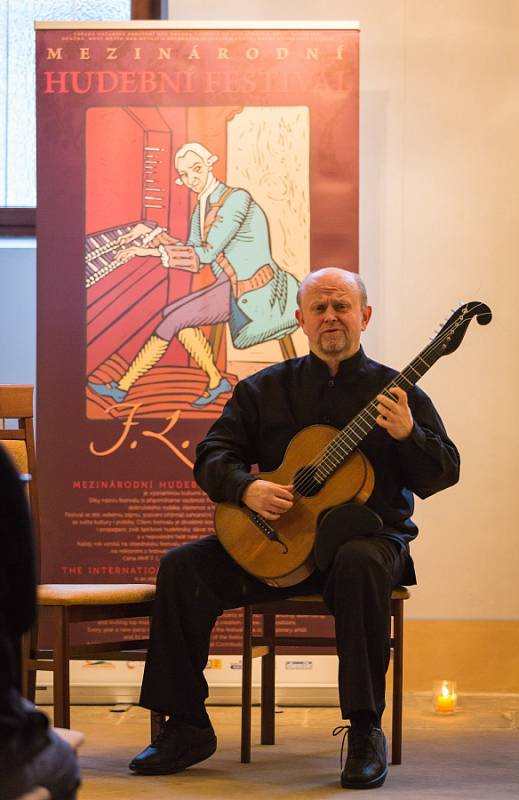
[37,583,156,605]
[255,586,410,607]
[391,586,410,600]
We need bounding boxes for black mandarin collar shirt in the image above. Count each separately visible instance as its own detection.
[194,347,460,549]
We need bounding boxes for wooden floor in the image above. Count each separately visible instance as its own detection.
[50,695,519,799]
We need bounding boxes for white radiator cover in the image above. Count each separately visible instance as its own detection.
[35,654,341,706]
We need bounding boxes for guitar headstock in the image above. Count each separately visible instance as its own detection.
[430,301,492,359]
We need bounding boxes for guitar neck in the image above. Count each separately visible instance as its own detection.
[311,299,492,485]
[314,345,438,484]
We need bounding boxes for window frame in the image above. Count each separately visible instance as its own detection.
[0,0,164,236]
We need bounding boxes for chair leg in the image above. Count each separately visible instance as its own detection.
[208,322,226,361]
[21,626,37,701]
[260,613,276,745]
[150,711,166,740]
[241,606,253,763]
[52,606,70,728]
[279,334,296,360]
[391,600,404,765]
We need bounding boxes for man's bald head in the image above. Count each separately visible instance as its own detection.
[296,268,368,310]
[294,268,372,369]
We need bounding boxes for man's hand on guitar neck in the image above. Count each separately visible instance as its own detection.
[242,480,294,521]
[375,387,414,440]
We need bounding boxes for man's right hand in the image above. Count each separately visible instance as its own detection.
[242,480,294,520]
[168,246,200,273]
[116,222,154,247]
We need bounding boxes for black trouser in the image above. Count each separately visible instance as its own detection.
[140,533,408,722]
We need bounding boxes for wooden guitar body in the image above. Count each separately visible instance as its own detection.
[215,425,374,587]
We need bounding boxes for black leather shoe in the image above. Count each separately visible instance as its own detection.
[129,718,217,775]
[335,725,388,789]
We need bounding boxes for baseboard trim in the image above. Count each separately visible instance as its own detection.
[35,683,341,707]
[36,684,519,708]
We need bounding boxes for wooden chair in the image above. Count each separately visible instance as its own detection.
[0,384,156,729]
[209,324,297,364]
[241,588,410,765]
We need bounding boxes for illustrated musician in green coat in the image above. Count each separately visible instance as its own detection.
[89,142,300,408]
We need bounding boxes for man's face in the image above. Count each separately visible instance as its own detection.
[176,151,210,193]
[295,273,372,362]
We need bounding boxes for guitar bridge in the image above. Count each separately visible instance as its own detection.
[249,512,288,554]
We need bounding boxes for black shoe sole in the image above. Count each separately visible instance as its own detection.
[341,766,388,789]
[129,739,217,775]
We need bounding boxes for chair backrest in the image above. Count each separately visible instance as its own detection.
[0,385,41,576]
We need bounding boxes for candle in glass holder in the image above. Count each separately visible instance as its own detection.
[433,680,457,713]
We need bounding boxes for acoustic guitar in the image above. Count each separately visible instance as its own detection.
[215,301,491,587]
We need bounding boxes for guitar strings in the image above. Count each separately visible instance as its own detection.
[293,366,416,495]
[283,302,486,504]
[290,306,471,498]
[291,302,487,499]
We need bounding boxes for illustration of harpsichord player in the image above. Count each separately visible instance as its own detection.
[89,142,300,408]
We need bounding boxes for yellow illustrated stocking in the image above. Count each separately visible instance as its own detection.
[178,327,222,389]
[118,335,169,391]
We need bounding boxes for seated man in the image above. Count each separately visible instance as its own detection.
[129,268,460,789]
[89,141,299,408]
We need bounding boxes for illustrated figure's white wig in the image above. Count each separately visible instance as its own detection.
[174,142,218,185]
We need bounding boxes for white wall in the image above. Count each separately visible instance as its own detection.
[0,240,36,384]
[1,0,517,621]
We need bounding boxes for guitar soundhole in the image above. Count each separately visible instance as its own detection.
[294,465,322,497]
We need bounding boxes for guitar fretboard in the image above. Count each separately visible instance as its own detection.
[314,358,430,484]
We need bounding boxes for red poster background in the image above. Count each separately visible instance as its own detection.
[36,23,359,651]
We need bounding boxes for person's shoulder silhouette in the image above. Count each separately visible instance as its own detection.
[0,445,80,800]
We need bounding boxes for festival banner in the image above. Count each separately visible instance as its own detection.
[36,21,359,652]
